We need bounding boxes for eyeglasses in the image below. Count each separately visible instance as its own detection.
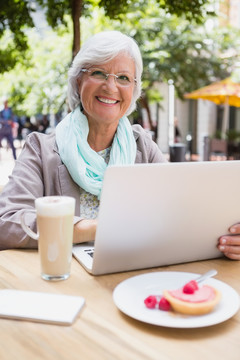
[80,68,136,87]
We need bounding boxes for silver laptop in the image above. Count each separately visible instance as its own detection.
[72,160,240,275]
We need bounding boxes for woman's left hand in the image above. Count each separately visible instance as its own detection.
[73,219,97,244]
[218,223,240,260]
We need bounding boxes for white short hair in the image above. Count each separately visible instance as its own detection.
[68,31,143,115]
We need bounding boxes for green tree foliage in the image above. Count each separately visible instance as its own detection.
[0,0,240,125]
[99,0,214,23]
[0,0,34,47]
[0,0,213,72]
[37,0,85,57]
[86,1,240,131]
[0,0,34,71]
[0,26,72,116]
[91,2,239,95]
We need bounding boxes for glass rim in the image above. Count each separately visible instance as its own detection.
[80,68,137,86]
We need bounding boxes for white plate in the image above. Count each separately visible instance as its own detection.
[113,271,240,328]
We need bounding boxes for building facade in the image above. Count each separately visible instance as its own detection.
[154,0,240,159]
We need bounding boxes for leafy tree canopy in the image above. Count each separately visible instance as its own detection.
[82,1,239,98]
[0,0,34,71]
[0,0,214,72]
[0,0,240,123]
[0,23,72,116]
[99,0,214,23]
[0,0,34,46]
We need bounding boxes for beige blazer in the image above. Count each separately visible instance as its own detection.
[0,125,166,250]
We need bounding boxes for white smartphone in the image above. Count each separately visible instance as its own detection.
[0,289,85,325]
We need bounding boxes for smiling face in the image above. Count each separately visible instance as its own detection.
[77,53,136,128]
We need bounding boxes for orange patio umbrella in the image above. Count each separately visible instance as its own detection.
[184,77,240,132]
[184,77,240,106]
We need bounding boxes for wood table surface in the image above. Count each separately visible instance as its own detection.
[0,249,240,360]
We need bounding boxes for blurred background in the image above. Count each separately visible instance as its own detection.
[1,0,240,162]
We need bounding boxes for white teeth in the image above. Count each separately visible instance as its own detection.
[97,97,117,104]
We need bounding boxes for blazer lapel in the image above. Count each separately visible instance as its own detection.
[58,164,80,216]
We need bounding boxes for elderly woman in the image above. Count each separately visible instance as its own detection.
[0,31,239,260]
[0,31,166,250]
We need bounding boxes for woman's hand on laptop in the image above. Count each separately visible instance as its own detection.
[73,219,97,244]
[218,223,240,260]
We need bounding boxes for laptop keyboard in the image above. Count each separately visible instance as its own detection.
[84,249,94,258]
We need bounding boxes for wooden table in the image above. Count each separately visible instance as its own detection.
[0,250,240,360]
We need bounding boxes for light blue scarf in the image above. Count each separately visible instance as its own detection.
[55,106,136,199]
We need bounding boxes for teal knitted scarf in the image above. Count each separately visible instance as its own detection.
[55,106,136,199]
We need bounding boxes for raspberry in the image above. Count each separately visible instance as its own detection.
[183,280,199,294]
[144,295,157,309]
[158,297,171,311]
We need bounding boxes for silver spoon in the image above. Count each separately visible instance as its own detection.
[194,269,217,284]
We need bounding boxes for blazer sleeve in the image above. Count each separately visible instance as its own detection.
[133,124,167,164]
[0,134,45,250]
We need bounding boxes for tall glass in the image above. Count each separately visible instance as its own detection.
[21,196,75,281]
